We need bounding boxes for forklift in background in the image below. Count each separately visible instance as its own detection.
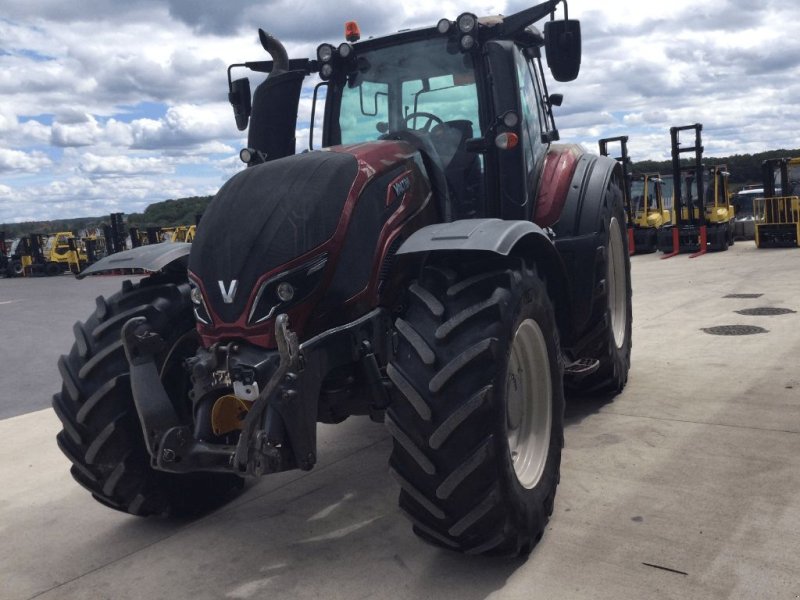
[628,172,670,253]
[0,231,8,275]
[754,157,800,247]
[599,136,669,254]
[598,136,635,253]
[102,212,127,254]
[657,124,734,257]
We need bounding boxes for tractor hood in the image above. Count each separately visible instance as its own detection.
[189,150,359,324]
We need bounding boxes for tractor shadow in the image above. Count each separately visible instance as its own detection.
[564,391,617,427]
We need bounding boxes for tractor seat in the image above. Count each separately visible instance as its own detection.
[430,120,483,219]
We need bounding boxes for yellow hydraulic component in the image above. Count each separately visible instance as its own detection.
[161,225,196,243]
[21,254,32,275]
[211,394,253,436]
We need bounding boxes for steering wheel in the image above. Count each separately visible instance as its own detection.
[404,111,443,133]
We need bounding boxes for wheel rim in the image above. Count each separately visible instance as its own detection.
[506,318,552,490]
[607,216,627,349]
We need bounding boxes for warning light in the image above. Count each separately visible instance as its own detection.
[345,21,361,42]
[495,132,519,151]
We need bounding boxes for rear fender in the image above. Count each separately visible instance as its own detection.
[551,154,622,334]
[553,153,620,238]
[76,243,190,279]
[396,219,575,344]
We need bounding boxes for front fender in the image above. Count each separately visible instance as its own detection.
[76,243,191,279]
[396,218,576,344]
[396,218,550,256]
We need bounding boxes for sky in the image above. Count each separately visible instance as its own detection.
[1,0,799,223]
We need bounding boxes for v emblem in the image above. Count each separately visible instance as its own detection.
[218,280,238,304]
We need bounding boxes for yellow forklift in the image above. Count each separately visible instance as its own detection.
[599,136,669,253]
[657,124,734,257]
[628,172,670,253]
[42,232,90,274]
[754,157,800,247]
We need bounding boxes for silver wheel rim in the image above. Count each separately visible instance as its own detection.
[607,216,627,349]
[506,318,552,490]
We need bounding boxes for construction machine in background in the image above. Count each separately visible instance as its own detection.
[0,231,9,275]
[657,124,734,257]
[731,185,760,240]
[754,157,800,247]
[53,1,632,556]
[598,135,670,254]
[628,172,670,253]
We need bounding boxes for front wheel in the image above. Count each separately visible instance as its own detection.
[387,256,564,556]
[53,275,242,516]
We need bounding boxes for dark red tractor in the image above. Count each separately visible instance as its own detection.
[54,0,631,556]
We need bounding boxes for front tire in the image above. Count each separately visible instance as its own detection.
[387,256,564,556]
[53,275,242,516]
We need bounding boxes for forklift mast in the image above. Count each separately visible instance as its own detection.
[670,124,704,227]
[763,158,788,198]
[598,135,633,223]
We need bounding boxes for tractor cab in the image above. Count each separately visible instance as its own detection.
[227,2,580,223]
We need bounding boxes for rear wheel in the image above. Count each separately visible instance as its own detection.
[53,275,242,516]
[570,176,633,395]
[387,256,564,556]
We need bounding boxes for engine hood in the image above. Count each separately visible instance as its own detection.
[189,150,359,323]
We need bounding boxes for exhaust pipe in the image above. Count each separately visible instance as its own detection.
[258,29,289,75]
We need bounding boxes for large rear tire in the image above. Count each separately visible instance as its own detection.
[53,275,242,516]
[387,256,564,556]
[570,177,633,395]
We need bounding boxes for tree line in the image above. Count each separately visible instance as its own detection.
[4,146,800,238]
[632,148,800,191]
[0,196,213,238]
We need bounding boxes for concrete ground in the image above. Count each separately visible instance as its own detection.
[1,241,798,600]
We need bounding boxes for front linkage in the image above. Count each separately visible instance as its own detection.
[121,309,392,478]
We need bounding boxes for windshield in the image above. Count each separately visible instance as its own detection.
[631,178,658,212]
[788,163,800,196]
[340,37,482,144]
[734,192,757,216]
[338,36,486,218]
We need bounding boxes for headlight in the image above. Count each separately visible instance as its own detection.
[248,254,328,325]
[338,42,353,58]
[456,13,477,33]
[189,281,212,325]
[317,44,334,63]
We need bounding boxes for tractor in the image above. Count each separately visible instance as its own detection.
[657,124,734,257]
[53,1,632,556]
[754,157,800,247]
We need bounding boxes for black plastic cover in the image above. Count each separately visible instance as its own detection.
[248,70,305,161]
[189,151,359,323]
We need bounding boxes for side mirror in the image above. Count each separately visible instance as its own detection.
[548,93,563,107]
[544,20,581,82]
[229,77,252,131]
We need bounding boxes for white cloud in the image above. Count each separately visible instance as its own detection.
[2,0,800,224]
[0,148,52,173]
